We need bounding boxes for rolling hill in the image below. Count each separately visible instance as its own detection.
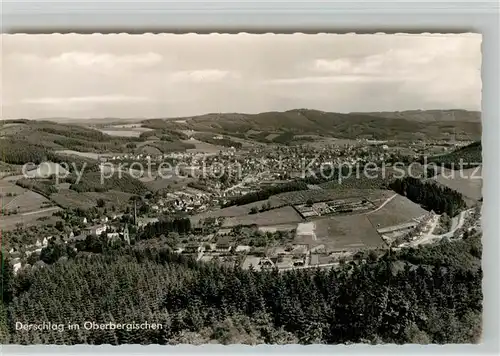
[354,109,480,123]
[427,141,482,169]
[141,109,481,141]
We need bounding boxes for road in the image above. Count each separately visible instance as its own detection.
[443,210,468,238]
[408,210,469,247]
[224,181,246,193]
[2,194,22,209]
[365,193,398,215]
[22,207,60,216]
[278,262,340,272]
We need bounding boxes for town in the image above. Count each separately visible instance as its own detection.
[2,130,482,277]
[0,31,485,346]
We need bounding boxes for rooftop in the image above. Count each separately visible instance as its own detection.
[377,221,418,234]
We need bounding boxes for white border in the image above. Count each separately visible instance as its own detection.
[1,1,499,355]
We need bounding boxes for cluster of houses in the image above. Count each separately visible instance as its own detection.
[7,220,133,275]
[143,189,213,215]
[378,212,435,245]
[238,244,346,272]
[69,222,131,244]
[8,236,52,274]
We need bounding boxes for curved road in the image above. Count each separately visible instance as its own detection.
[365,193,398,215]
[408,210,469,246]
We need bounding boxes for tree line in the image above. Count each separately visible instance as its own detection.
[389,177,467,216]
[225,181,308,206]
[137,218,192,240]
[424,141,481,170]
[0,233,482,345]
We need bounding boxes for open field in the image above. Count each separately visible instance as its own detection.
[181,138,229,154]
[137,145,163,155]
[85,190,134,207]
[51,189,134,211]
[295,222,316,241]
[191,189,393,226]
[136,140,159,148]
[0,162,24,178]
[25,162,69,178]
[313,214,386,251]
[223,135,266,148]
[221,206,303,228]
[1,190,52,213]
[190,199,284,225]
[301,137,361,149]
[98,126,154,137]
[433,167,482,203]
[0,179,61,231]
[55,150,101,160]
[144,176,196,192]
[0,123,28,136]
[271,188,393,206]
[99,130,144,137]
[0,180,53,213]
[0,179,26,197]
[366,194,428,228]
[265,133,280,141]
[51,189,100,210]
[0,208,62,231]
[258,224,298,233]
[108,124,151,129]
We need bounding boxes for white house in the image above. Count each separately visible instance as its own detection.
[107,232,120,239]
[12,258,22,275]
[235,245,251,253]
[87,224,109,236]
[184,243,203,254]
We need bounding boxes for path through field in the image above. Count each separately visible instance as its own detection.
[365,193,398,215]
[22,207,60,216]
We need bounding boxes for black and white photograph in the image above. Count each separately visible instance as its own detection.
[0,33,483,345]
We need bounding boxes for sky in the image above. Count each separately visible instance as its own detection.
[1,33,482,119]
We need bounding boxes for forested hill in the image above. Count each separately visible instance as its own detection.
[354,110,480,123]
[0,120,193,165]
[141,109,481,141]
[427,141,482,169]
[0,232,482,345]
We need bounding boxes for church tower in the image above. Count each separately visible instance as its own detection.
[134,200,137,226]
[123,224,130,245]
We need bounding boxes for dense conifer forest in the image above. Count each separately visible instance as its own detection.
[0,231,482,345]
[389,177,467,216]
[425,141,482,169]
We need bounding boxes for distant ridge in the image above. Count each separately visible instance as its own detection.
[352,109,481,123]
[140,109,482,141]
[5,108,480,124]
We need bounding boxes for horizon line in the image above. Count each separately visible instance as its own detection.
[0,107,481,122]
